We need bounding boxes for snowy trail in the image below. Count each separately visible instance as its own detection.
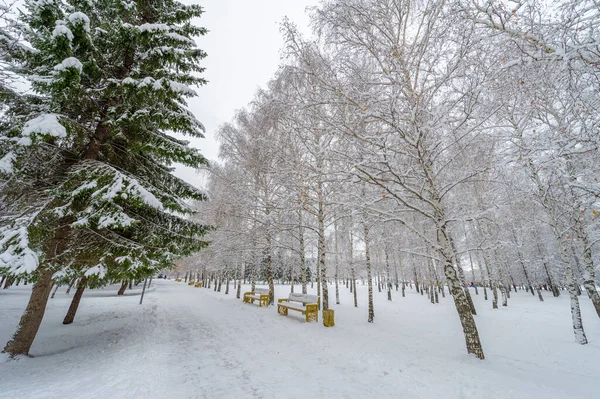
[1,280,600,398]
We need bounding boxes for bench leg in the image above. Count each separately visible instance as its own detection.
[305,305,318,322]
[277,305,288,316]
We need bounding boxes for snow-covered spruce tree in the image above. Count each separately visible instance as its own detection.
[0,0,209,357]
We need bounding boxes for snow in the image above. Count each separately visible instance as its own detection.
[138,23,171,32]
[68,12,90,32]
[168,80,197,96]
[52,22,74,41]
[16,136,32,146]
[54,57,83,73]
[0,226,39,274]
[0,152,15,174]
[96,170,163,210]
[164,32,196,45]
[1,281,599,398]
[97,213,137,229]
[31,0,54,12]
[72,181,98,196]
[22,114,67,139]
[84,265,106,278]
[136,24,195,45]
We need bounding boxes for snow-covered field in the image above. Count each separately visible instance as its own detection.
[1,280,600,399]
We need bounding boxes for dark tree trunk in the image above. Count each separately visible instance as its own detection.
[139,278,148,305]
[51,283,60,299]
[63,277,88,325]
[3,267,54,357]
[65,278,76,294]
[118,280,128,295]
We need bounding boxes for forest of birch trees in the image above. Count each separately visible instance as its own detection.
[194,0,600,359]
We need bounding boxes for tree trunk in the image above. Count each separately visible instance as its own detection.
[499,284,508,307]
[464,229,479,295]
[536,286,544,302]
[334,219,340,305]
[579,238,600,318]
[318,196,328,311]
[430,284,435,304]
[414,268,419,294]
[448,233,478,315]
[65,278,76,294]
[528,159,587,343]
[298,209,307,295]
[479,248,497,309]
[139,278,148,305]
[50,283,60,299]
[438,220,485,359]
[385,246,392,301]
[117,280,127,295]
[266,234,275,305]
[63,276,88,324]
[510,225,534,295]
[3,266,54,357]
[394,262,399,292]
[364,223,374,323]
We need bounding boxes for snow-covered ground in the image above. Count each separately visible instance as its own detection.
[1,280,599,398]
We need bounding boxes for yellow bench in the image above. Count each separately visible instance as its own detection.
[188,281,195,286]
[176,278,182,282]
[278,293,319,323]
[243,288,271,307]
[195,282,203,288]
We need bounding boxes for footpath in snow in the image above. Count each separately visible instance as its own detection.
[1,280,600,399]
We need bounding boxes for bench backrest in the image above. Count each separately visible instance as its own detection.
[288,293,319,304]
[254,288,270,295]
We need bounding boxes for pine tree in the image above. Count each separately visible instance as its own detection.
[1,0,210,357]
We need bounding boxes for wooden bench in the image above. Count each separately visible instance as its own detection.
[243,288,271,307]
[278,293,319,322]
[194,282,202,288]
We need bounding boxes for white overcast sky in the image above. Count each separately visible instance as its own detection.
[174,0,320,188]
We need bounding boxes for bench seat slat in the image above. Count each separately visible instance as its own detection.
[280,302,308,311]
[287,293,319,305]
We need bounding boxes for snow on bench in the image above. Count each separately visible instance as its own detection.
[243,288,271,307]
[277,293,319,323]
